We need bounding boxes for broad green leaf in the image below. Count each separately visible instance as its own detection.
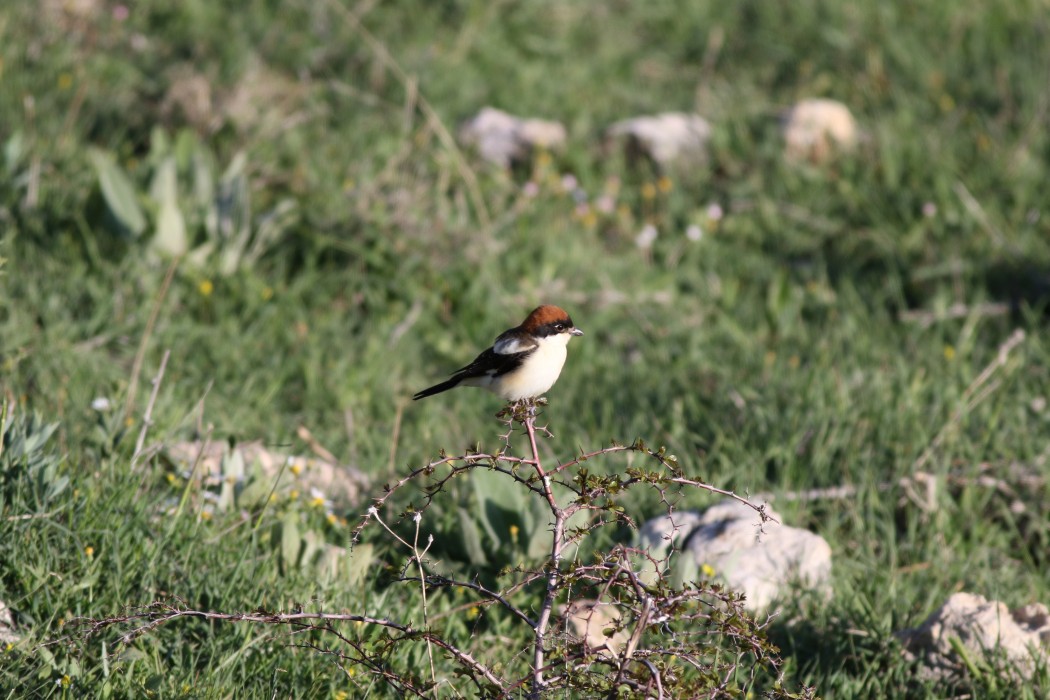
[193,150,216,219]
[280,512,301,570]
[153,199,188,257]
[149,156,178,205]
[458,506,488,566]
[300,529,323,570]
[186,241,214,269]
[4,131,24,174]
[671,552,700,590]
[150,158,188,256]
[217,449,245,511]
[173,129,197,170]
[344,543,375,587]
[89,148,147,237]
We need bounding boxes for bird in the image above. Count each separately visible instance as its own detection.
[413,305,583,402]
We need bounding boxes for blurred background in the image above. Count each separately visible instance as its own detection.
[1,1,1049,696]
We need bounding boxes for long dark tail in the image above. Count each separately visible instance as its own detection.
[412,377,461,400]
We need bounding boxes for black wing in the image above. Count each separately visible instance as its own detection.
[412,330,537,400]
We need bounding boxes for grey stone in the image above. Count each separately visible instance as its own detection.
[899,592,1050,682]
[639,501,832,612]
[458,107,566,168]
[606,112,713,169]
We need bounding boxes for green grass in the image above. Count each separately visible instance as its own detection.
[2,0,1050,696]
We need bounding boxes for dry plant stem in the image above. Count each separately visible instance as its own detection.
[124,259,178,420]
[353,451,543,543]
[71,605,505,693]
[296,424,338,464]
[411,514,438,692]
[525,408,564,697]
[132,349,170,470]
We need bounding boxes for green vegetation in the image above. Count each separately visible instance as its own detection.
[2,0,1049,696]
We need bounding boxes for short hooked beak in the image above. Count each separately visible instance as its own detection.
[571,328,584,336]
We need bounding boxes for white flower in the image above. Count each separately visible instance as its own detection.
[705,203,724,221]
[635,224,658,249]
[685,224,703,242]
[90,397,112,411]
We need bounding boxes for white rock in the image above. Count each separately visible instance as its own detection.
[560,599,627,658]
[606,112,713,169]
[639,501,832,612]
[0,599,18,645]
[899,592,1050,681]
[458,107,566,168]
[781,98,858,162]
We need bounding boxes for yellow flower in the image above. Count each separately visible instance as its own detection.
[289,490,300,501]
[200,510,212,520]
[326,513,338,525]
[943,345,956,361]
[198,279,214,297]
[261,286,274,301]
[467,606,480,620]
[289,461,303,476]
[701,563,716,578]
[763,350,777,368]
[57,73,73,90]
[657,176,673,193]
[311,495,325,508]
[535,150,552,168]
[509,524,520,544]
[85,546,94,558]
[788,355,800,369]
[640,182,657,200]
[61,675,71,688]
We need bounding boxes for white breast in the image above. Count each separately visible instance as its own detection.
[490,334,570,401]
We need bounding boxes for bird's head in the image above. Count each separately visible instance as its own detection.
[521,305,584,339]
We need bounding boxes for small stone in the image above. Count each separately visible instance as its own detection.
[781,98,859,163]
[0,599,19,645]
[560,599,627,658]
[164,440,369,508]
[606,112,713,170]
[458,107,567,168]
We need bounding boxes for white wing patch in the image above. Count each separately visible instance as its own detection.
[493,334,537,355]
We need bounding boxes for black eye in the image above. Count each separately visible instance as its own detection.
[553,322,565,331]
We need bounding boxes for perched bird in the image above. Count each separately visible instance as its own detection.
[413,305,584,402]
